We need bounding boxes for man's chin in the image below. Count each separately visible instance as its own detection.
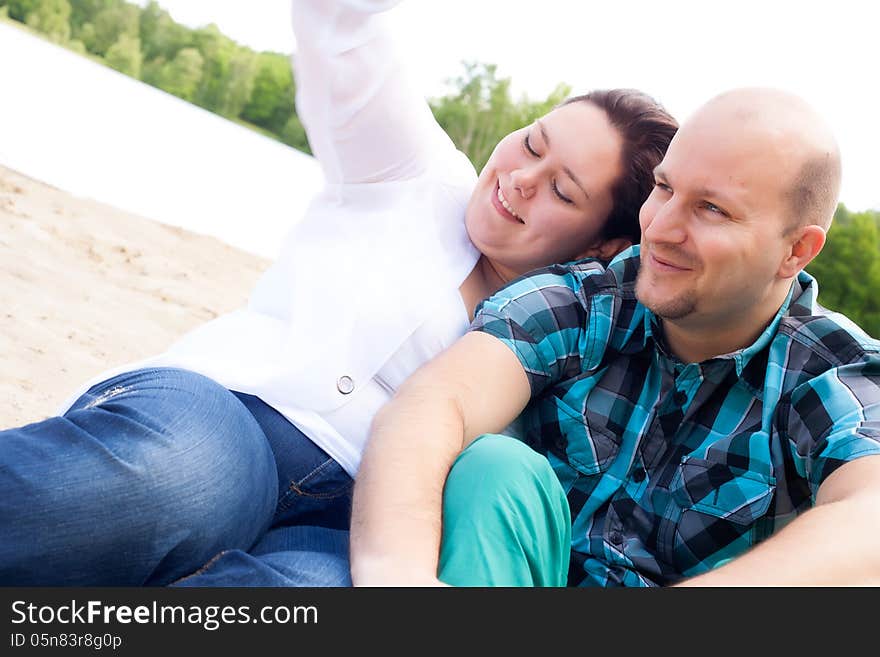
[636,278,696,321]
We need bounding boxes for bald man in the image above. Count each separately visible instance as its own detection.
[351,88,880,587]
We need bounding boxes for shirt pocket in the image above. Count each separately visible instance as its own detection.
[553,398,622,477]
[665,456,776,575]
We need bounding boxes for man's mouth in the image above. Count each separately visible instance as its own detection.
[493,182,525,224]
[647,247,693,272]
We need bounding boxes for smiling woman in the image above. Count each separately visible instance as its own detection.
[1,0,676,587]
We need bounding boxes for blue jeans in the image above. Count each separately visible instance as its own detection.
[0,367,352,586]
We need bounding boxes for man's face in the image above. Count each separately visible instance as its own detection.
[635,114,798,332]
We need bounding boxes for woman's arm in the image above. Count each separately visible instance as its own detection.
[291,0,452,184]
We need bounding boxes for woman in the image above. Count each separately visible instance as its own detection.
[0,0,677,586]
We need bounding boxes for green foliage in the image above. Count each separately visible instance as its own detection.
[84,1,138,55]
[189,24,250,117]
[68,0,114,31]
[24,0,70,43]
[104,32,142,78]
[430,61,570,172]
[807,206,880,337]
[138,0,188,61]
[281,114,311,154]
[241,52,295,135]
[5,0,38,22]
[149,47,204,102]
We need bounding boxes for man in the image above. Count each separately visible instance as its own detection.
[350,88,880,586]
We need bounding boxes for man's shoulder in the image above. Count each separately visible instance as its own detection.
[778,303,880,370]
[518,245,641,298]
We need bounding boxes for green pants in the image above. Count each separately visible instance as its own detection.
[438,434,572,587]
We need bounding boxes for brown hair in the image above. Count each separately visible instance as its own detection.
[563,89,678,244]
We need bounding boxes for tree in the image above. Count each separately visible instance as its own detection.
[151,47,204,102]
[241,52,295,134]
[84,1,139,56]
[24,0,71,43]
[68,0,114,31]
[220,48,258,119]
[807,205,880,337]
[105,32,142,78]
[4,0,38,22]
[430,61,570,172]
[281,113,311,154]
[189,24,238,114]
[138,0,188,62]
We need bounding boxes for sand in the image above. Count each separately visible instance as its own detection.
[0,164,270,429]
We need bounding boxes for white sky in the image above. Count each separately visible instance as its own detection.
[143,0,879,211]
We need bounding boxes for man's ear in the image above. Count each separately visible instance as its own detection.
[779,224,826,278]
[577,236,633,261]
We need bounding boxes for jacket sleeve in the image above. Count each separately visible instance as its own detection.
[290,0,453,184]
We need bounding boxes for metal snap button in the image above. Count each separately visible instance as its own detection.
[336,375,355,394]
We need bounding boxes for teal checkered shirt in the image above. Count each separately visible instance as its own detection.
[471,245,880,586]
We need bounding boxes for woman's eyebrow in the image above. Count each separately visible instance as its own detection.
[536,119,591,201]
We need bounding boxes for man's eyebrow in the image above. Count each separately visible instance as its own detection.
[654,165,741,210]
[537,119,591,201]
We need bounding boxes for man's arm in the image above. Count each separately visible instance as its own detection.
[675,454,880,586]
[350,331,532,586]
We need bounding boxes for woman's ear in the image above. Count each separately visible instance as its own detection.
[577,236,633,261]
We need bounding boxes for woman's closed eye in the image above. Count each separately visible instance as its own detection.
[523,133,539,157]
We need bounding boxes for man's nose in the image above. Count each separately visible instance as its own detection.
[644,197,687,244]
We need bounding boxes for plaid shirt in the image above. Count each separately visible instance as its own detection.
[471,245,880,587]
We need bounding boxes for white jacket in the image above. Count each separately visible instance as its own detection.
[59,0,480,474]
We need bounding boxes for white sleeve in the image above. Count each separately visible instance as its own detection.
[291,0,452,184]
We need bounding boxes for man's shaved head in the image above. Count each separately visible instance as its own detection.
[636,87,841,356]
[691,88,841,231]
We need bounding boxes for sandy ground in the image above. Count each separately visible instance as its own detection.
[0,164,270,429]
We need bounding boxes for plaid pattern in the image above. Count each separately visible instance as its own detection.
[471,245,880,587]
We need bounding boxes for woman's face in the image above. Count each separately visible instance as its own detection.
[465,101,625,277]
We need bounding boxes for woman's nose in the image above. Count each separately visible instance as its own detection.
[510,167,538,200]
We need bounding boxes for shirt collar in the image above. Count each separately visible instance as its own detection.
[640,272,810,377]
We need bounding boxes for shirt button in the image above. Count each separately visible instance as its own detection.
[632,467,646,483]
[608,531,623,546]
[336,376,355,395]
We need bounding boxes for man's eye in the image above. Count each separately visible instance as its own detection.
[655,181,672,193]
[704,202,729,217]
[523,133,539,157]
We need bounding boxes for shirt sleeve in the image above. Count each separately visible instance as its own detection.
[291,0,453,184]
[785,357,880,500]
[470,266,610,397]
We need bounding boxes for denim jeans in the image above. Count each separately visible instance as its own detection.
[0,367,352,586]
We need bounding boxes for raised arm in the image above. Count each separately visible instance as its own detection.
[350,331,532,585]
[291,0,453,184]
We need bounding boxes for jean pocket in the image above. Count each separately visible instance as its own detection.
[280,458,353,503]
[666,456,776,573]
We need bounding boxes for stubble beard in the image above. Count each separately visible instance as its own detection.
[635,269,698,321]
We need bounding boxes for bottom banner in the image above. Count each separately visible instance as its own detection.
[0,586,865,654]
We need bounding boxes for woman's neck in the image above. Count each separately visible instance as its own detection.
[459,255,515,321]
